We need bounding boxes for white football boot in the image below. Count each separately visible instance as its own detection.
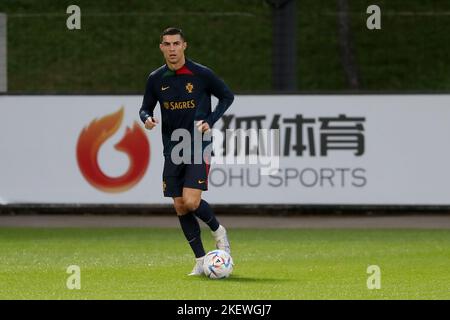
[211,225,231,254]
[188,256,205,276]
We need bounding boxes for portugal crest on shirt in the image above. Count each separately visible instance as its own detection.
[186,82,194,93]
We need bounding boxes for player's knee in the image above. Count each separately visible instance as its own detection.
[174,205,188,216]
[173,199,188,216]
[183,196,201,212]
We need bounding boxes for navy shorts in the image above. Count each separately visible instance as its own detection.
[162,155,211,198]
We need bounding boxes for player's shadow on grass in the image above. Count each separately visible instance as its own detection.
[197,275,291,283]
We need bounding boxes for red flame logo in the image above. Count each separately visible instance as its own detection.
[76,107,150,193]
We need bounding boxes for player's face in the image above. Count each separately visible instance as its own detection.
[160,34,187,65]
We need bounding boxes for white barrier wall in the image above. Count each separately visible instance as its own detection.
[1,95,450,205]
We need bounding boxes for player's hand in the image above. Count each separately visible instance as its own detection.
[145,117,159,130]
[196,120,210,133]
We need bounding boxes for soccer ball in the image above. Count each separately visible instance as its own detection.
[203,250,234,279]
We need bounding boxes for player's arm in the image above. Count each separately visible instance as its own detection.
[203,68,234,128]
[139,74,159,130]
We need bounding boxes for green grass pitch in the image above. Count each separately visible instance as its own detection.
[0,228,449,299]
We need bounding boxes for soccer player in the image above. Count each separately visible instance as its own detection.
[139,27,234,276]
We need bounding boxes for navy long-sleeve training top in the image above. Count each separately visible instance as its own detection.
[139,59,234,156]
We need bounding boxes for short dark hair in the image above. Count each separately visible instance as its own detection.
[160,27,185,43]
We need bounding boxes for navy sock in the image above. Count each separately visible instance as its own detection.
[178,213,205,258]
[192,199,220,232]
